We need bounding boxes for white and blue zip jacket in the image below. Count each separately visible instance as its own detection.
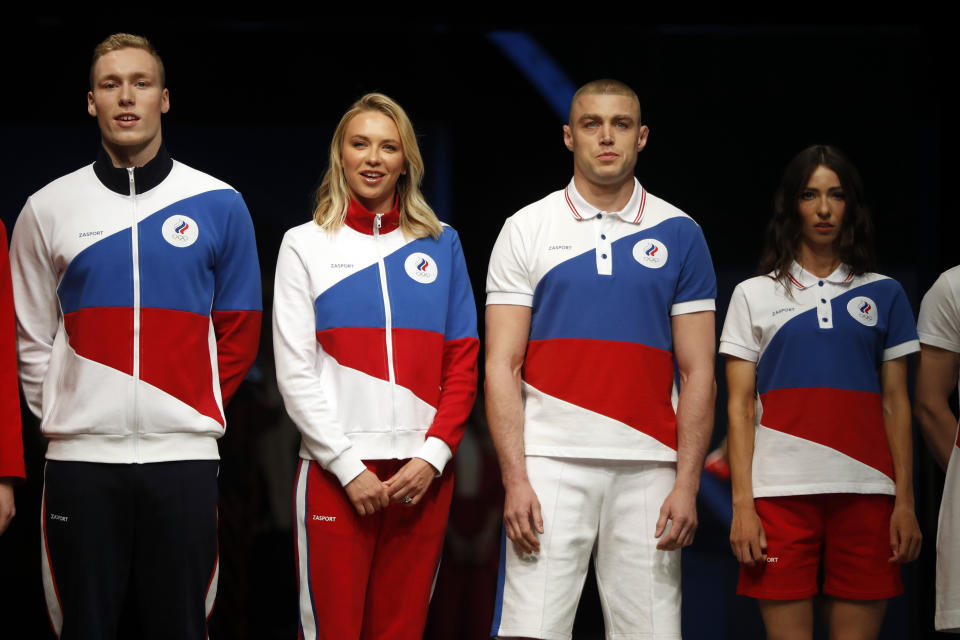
[273,198,479,486]
[10,146,262,463]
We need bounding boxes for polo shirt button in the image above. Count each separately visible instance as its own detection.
[820,299,826,303]
[597,214,603,219]
[818,281,824,286]
[601,254,608,259]
[601,234,606,240]
[822,318,828,322]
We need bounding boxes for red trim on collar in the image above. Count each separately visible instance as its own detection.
[633,187,647,224]
[842,271,855,283]
[564,186,583,220]
[787,273,807,290]
[566,184,646,224]
[344,196,400,235]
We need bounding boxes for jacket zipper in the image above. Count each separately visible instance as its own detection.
[373,213,398,449]
[128,168,142,462]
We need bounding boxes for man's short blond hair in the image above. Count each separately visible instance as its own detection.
[569,79,641,124]
[90,33,165,89]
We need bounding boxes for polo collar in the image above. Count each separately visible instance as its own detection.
[563,177,647,224]
[344,196,400,235]
[93,144,173,196]
[786,261,855,290]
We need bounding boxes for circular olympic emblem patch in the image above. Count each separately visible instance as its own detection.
[846,296,878,327]
[161,215,199,248]
[404,252,438,284]
[632,239,668,269]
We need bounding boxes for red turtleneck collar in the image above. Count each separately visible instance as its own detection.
[344,196,401,235]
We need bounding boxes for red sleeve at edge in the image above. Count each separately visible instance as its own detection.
[0,220,24,481]
[425,336,479,456]
[212,309,262,408]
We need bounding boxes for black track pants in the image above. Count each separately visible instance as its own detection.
[41,460,219,640]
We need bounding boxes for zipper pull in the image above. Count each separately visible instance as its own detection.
[127,167,135,196]
[374,213,383,236]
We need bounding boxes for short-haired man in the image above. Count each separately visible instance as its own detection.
[486,79,716,639]
[915,266,960,632]
[10,33,261,638]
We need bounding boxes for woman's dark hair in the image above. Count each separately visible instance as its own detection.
[757,145,876,288]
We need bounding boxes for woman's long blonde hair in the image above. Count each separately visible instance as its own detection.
[312,93,443,240]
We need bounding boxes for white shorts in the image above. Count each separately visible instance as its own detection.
[937,445,960,632]
[491,457,681,640]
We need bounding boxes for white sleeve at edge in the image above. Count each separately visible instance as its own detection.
[718,284,760,362]
[9,200,58,418]
[719,341,759,363]
[918,269,960,353]
[671,298,716,316]
[883,340,921,361]
[272,233,366,487]
[485,217,534,307]
[415,436,453,476]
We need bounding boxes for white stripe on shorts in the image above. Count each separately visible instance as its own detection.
[295,459,317,639]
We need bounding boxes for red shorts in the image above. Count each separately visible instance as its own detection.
[738,494,902,601]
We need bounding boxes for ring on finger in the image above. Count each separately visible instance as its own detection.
[402,495,413,504]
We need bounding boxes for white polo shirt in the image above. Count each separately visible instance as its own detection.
[486,178,716,461]
[918,265,960,379]
[719,263,919,497]
[917,265,960,632]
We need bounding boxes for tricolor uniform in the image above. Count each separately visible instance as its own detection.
[273,198,478,640]
[918,265,960,631]
[487,178,715,640]
[10,146,262,639]
[720,263,918,600]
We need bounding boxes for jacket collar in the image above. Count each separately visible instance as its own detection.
[344,196,401,235]
[93,144,173,196]
[563,177,648,224]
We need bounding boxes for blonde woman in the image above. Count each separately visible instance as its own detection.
[273,93,478,639]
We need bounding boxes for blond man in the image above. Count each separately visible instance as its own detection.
[10,34,261,638]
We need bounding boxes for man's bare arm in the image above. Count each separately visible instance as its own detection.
[915,344,960,471]
[656,310,716,550]
[485,304,542,553]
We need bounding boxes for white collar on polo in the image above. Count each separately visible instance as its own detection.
[787,261,855,290]
[563,177,648,224]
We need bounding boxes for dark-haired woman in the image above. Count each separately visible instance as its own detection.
[273,93,479,639]
[720,145,922,639]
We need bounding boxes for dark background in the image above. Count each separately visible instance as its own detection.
[0,19,955,639]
